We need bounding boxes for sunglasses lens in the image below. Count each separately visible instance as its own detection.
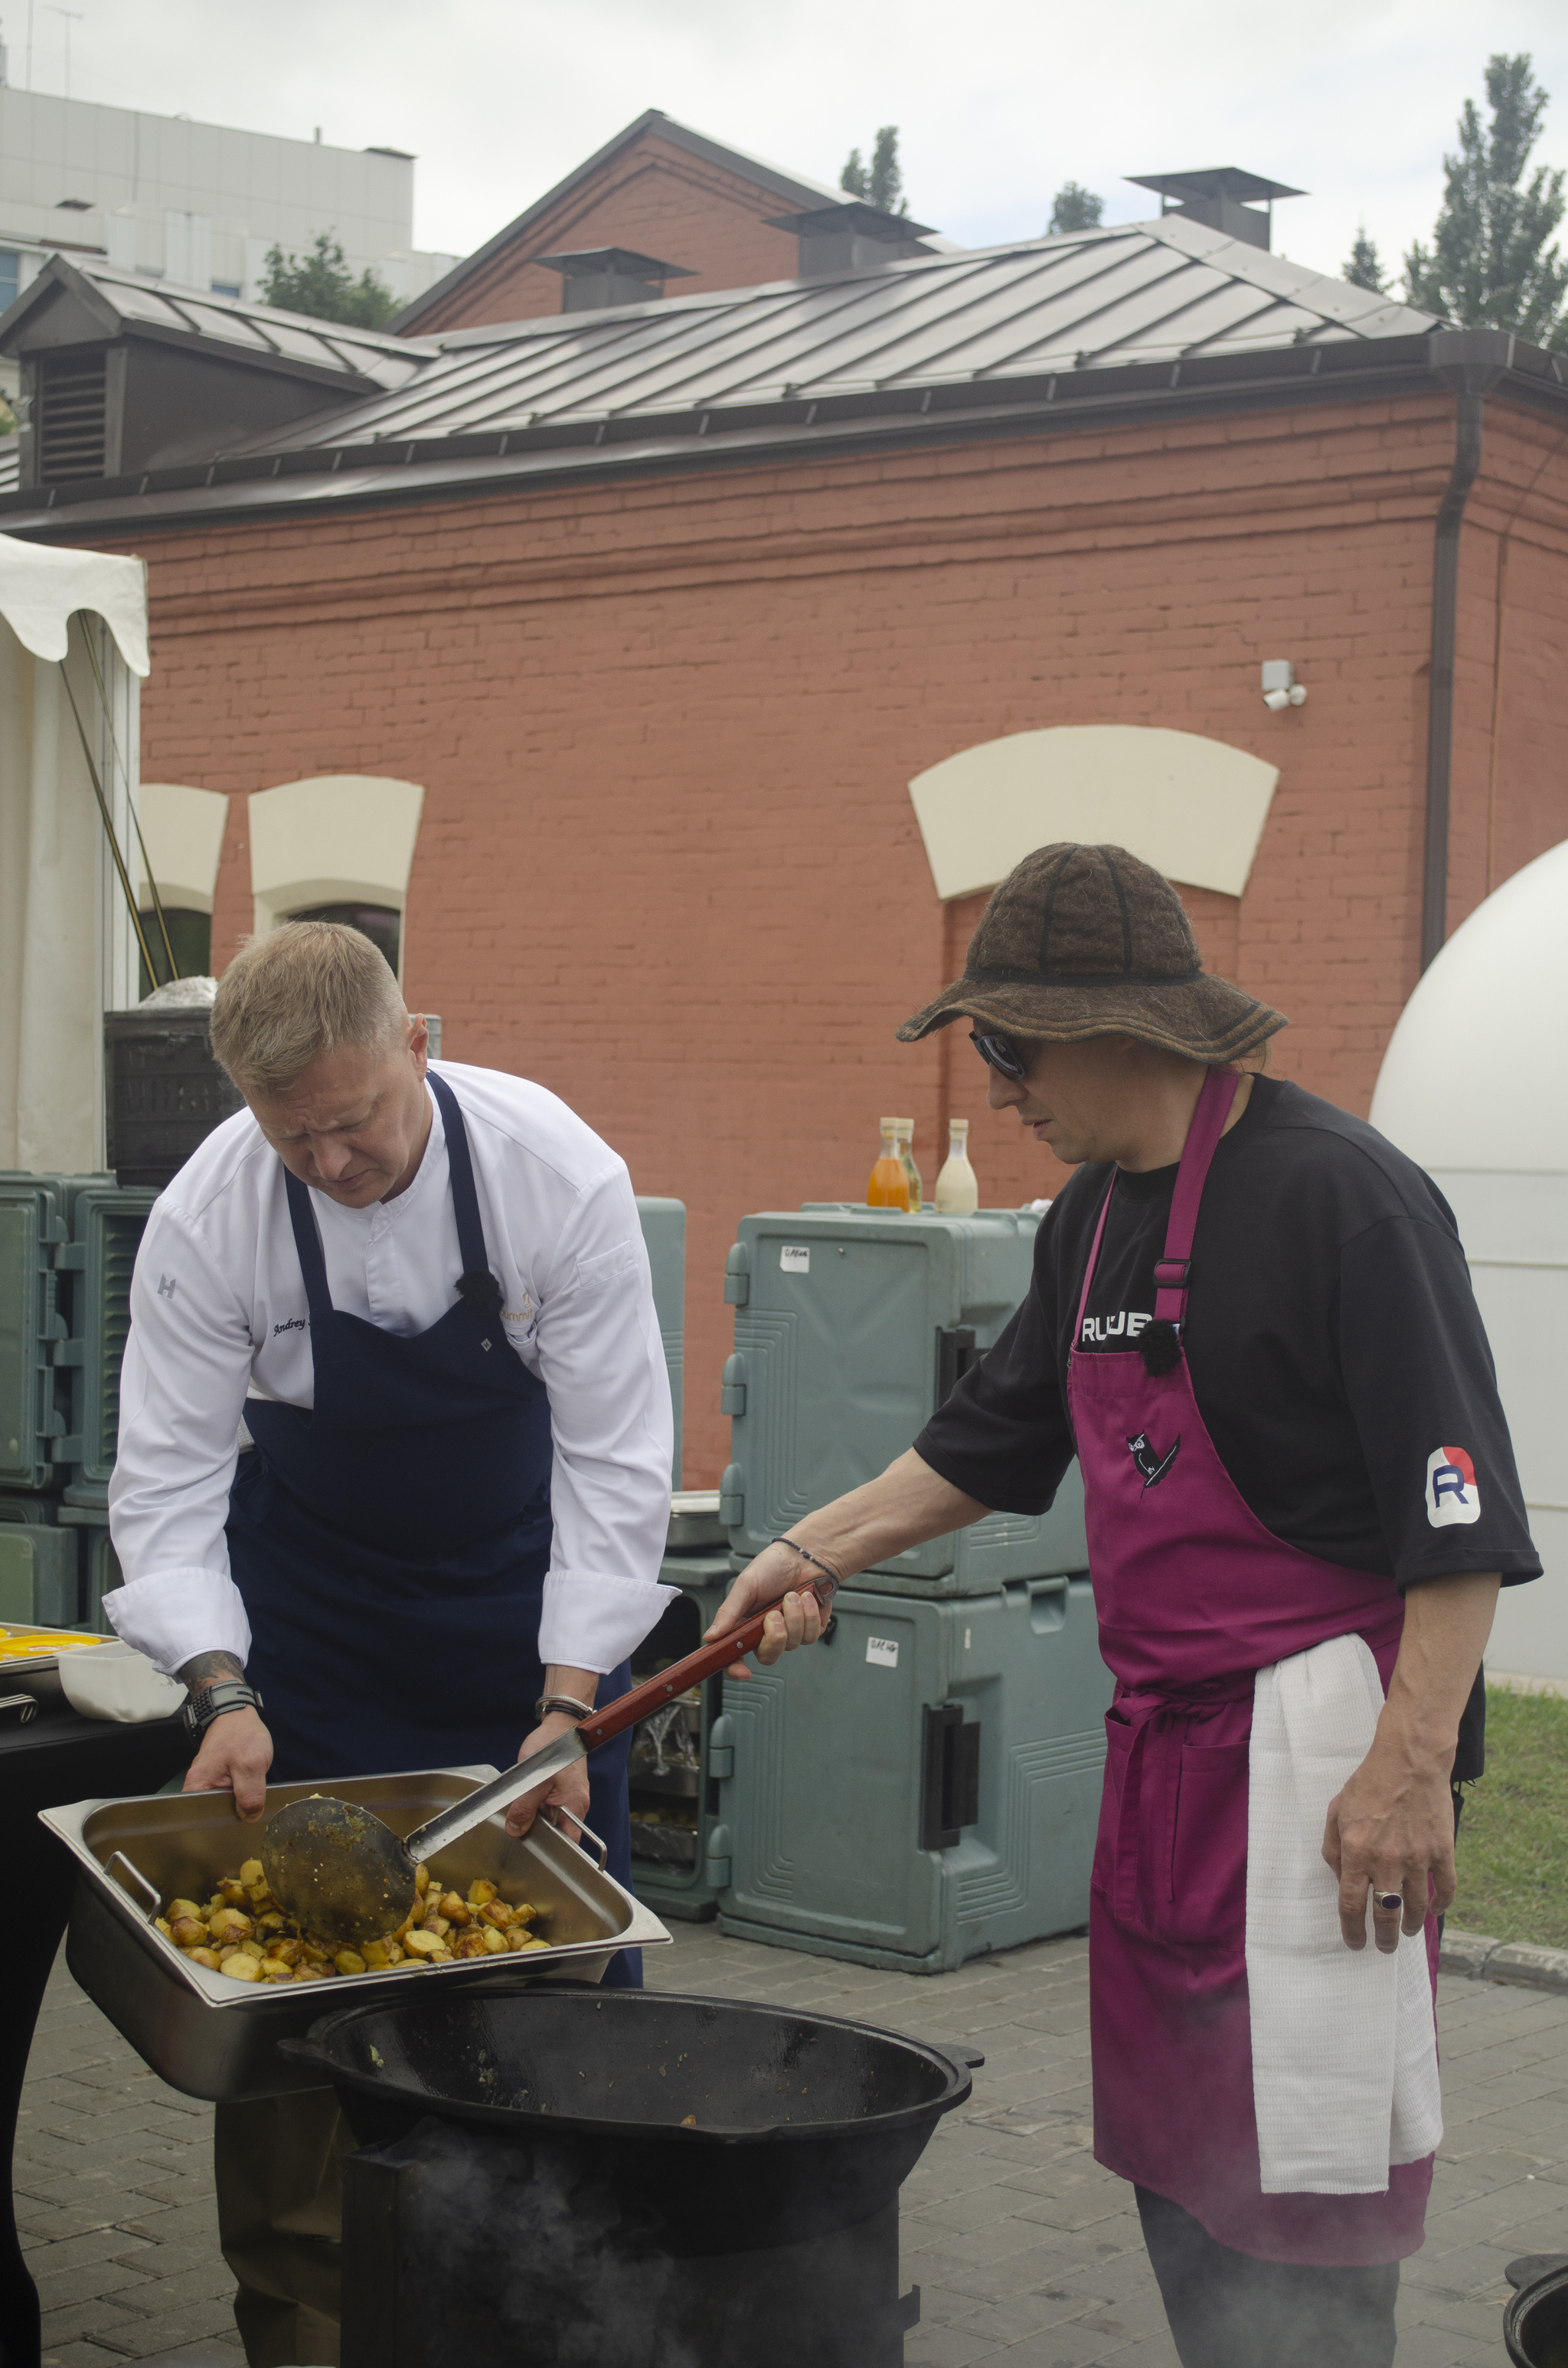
[974,1034,1027,1081]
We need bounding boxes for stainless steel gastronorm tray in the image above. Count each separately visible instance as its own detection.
[41,1766,671,2103]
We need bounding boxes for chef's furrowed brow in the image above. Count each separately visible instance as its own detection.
[270,1094,382,1141]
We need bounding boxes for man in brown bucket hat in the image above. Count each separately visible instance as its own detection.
[706,843,1538,2368]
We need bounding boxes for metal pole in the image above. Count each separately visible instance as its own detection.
[57,658,158,986]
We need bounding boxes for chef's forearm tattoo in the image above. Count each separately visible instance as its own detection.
[178,1650,247,1695]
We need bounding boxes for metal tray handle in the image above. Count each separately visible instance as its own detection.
[544,1810,608,1873]
[105,1850,162,1922]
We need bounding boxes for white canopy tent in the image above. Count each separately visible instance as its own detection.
[0,533,149,1173]
[1370,839,1568,1689]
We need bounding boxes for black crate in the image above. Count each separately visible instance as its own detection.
[104,1011,243,1189]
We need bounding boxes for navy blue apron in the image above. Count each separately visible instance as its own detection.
[227,1070,639,1986]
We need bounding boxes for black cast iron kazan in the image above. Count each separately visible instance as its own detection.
[280,1981,982,2252]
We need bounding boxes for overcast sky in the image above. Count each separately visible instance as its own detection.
[14,0,1568,291]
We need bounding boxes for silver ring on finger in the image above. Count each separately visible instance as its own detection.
[1375,1892,1403,1913]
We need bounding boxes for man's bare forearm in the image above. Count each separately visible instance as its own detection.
[784,1449,991,1580]
[1378,1572,1500,1772]
[177,1650,246,1694]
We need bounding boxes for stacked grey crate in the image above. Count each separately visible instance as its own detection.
[710,1203,1111,1973]
[0,1173,155,1630]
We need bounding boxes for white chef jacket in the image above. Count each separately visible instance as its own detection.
[106,1061,675,1680]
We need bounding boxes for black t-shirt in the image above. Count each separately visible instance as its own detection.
[916,1078,1537,1778]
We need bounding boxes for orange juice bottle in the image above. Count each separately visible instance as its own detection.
[867,1117,912,1211]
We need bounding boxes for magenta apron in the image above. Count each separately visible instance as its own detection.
[1069,1066,1437,2265]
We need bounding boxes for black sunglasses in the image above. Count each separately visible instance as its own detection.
[970,1032,1033,1082]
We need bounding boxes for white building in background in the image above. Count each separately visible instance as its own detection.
[0,83,458,348]
[1370,839,1568,1690]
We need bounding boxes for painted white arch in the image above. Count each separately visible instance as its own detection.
[248,776,426,968]
[1370,838,1568,1689]
[135,783,229,916]
[908,725,1279,902]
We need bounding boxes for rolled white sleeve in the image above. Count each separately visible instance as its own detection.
[532,1166,676,1673]
[106,1202,256,1677]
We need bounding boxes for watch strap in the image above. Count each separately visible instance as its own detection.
[184,1680,263,1735]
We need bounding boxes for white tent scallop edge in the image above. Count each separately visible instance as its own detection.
[0,532,149,676]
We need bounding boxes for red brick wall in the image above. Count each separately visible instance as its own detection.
[96,387,1568,1485]
[409,130,807,332]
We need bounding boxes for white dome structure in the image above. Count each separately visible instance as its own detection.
[1370,839,1568,1687]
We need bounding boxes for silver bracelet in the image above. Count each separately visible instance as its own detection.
[534,1692,596,1723]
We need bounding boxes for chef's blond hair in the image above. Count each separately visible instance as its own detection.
[210,921,408,1092]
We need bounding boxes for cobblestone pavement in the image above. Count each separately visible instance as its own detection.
[21,1921,1568,2367]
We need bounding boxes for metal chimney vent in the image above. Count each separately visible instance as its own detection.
[766,201,937,280]
[535,247,695,314]
[38,349,109,479]
[1126,168,1305,253]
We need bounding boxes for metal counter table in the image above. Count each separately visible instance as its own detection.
[0,1695,189,2368]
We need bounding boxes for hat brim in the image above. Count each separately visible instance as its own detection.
[897,971,1287,1065]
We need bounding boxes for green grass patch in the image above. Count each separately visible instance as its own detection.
[1449,1686,1568,1948]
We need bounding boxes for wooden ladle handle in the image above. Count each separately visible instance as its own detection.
[577,1575,836,1752]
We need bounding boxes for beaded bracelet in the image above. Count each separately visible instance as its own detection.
[772,1537,843,1587]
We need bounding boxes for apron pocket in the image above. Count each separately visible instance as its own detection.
[1091,1709,1135,1898]
[1159,1737,1250,1948]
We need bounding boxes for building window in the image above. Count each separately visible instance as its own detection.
[0,250,19,312]
[210,280,241,298]
[137,907,213,999]
[247,775,425,980]
[290,901,401,977]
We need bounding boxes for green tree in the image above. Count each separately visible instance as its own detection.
[840,126,907,215]
[1343,227,1390,293]
[1403,53,1568,347]
[259,231,399,329]
[1049,182,1104,234]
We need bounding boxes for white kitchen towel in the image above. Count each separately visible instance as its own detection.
[1246,1631,1442,2194]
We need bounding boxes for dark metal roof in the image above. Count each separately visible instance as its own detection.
[2,223,1562,538]
[243,214,1439,453]
[0,255,429,395]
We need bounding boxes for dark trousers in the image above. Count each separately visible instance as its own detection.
[1137,2189,1400,2368]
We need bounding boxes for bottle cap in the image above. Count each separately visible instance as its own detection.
[950,1119,969,1137]
[894,1119,913,1138]
[880,1117,899,1133]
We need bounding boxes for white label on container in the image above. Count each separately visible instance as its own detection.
[865,1636,899,1670]
[779,1246,810,1274]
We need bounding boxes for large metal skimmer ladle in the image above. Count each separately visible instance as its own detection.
[261,1575,834,1946]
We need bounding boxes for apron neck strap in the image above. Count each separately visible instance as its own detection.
[426,1069,490,1282]
[1154,1066,1240,1327]
[280,1166,333,1318]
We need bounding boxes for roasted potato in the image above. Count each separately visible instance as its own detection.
[162,1859,548,1982]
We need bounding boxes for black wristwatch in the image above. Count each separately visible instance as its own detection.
[181,1680,263,1744]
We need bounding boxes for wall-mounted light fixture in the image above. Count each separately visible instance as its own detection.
[1262,659,1306,712]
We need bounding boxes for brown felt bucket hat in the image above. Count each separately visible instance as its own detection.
[899,843,1286,1062]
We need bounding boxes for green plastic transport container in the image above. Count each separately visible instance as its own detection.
[719,1204,1087,1595]
[707,1576,1110,1974]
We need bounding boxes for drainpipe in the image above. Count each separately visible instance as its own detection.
[1420,337,1511,972]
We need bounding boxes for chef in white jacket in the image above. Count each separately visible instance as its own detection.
[109,918,673,2368]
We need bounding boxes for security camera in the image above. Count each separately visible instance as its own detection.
[1261,659,1305,711]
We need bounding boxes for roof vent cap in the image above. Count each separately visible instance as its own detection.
[766,199,937,280]
[535,247,695,313]
[1126,168,1304,252]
